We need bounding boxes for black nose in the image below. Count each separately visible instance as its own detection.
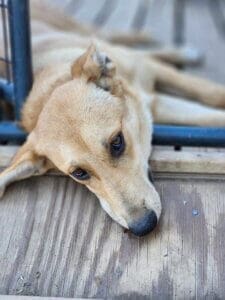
[129,210,158,236]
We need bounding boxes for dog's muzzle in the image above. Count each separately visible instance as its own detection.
[126,167,158,236]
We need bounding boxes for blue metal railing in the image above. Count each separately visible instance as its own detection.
[0,0,32,120]
[1,122,225,148]
[8,0,33,119]
[153,125,225,147]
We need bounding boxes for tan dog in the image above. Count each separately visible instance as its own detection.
[1,1,225,236]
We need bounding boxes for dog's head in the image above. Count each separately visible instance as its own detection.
[1,45,161,236]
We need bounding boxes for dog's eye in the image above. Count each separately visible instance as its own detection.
[110,132,125,158]
[71,168,90,180]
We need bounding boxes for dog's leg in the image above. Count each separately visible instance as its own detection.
[151,93,225,126]
[0,138,53,198]
[151,61,225,108]
[100,31,155,47]
[147,46,203,66]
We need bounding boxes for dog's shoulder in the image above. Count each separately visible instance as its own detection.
[21,63,72,132]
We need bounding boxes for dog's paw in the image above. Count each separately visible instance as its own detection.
[179,46,204,66]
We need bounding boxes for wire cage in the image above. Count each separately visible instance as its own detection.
[0,0,225,147]
[0,0,31,142]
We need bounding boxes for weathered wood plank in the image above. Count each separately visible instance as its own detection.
[0,296,92,300]
[64,0,85,16]
[144,0,174,44]
[151,148,225,174]
[131,0,150,30]
[103,0,141,32]
[1,146,225,175]
[0,174,225,298]
[93,0,118,27]
[71,0,106,25]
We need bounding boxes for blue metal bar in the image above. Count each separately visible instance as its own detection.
[0,123,225,147]
[153,125,225,147]
[0,79,14,103]
[0,122,26,142]
[1,0,11,82]
[8,0,33,120]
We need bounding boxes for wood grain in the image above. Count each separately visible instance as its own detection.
[0,174,225,298]
[0,296,92,300]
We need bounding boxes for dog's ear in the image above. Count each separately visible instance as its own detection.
[71,44,123,96]
[0,135,53,198]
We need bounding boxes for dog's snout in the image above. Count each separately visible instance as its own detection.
[128,210,158,236]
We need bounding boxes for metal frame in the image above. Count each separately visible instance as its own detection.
[0,0,32,139]
[8,0,33,119]
[0,0,225,147]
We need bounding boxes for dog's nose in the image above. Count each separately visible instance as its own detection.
[128,210,158,236]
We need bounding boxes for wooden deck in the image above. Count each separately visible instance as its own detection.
[1,0,225,299]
